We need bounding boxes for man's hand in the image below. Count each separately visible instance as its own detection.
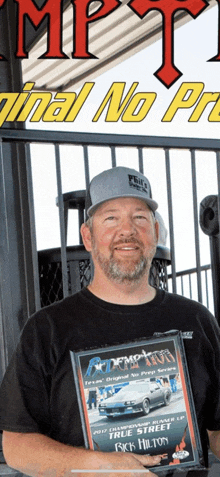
[3,431,165,477]
[207,429,220,460]
[80,450,166,477]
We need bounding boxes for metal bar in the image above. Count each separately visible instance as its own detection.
[83,145,90,192]
[83,145,90,228]
[209,234,220,322]
[68,261,81,295]
[181,276,184,296]
[55,144,69,299]
[168,264,211,278]
[191,150,203,303]
[0,141,7,378]
[111,146,116,168]
[78,208,84,245]
[25,143,41,311]
[138,147,144,174]
[165,148,177,293]
[0,142,25,367]
[189,274,192,299]
[1,128,220,151]
[205,269,209,310]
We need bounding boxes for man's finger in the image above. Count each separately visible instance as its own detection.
[134,453,168,467]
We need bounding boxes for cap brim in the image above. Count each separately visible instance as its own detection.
[87,194,158,216]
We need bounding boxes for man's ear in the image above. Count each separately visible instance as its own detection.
[155,220,159,244]
[80,223,92,252]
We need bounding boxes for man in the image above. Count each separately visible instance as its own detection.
[88,387,97,410]
[0,166,220,477]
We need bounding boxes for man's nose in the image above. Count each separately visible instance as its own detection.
[118,217,136,236]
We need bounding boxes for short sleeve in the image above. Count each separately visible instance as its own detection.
[0,313,53,435]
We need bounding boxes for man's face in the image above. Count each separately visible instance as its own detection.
[82,197,159,284]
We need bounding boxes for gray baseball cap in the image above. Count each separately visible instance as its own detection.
[86,166,158,216]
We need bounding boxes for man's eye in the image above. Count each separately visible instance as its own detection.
[105,216,116,221]
[134,215,147,220]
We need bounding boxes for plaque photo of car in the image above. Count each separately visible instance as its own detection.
[98,381,172,418]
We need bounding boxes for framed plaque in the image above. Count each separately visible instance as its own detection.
[70,332,204,473]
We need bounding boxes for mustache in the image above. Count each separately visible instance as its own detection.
[111,237,144,249]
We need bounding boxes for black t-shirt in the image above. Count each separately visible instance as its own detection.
[0,288,220,470]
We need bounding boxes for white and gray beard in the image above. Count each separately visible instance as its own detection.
[91,237,156,284]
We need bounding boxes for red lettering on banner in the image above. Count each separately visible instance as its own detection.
[127,0,208,88]
[14,0,67,59]
[71,0,120,58]
[0,0,219,88]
